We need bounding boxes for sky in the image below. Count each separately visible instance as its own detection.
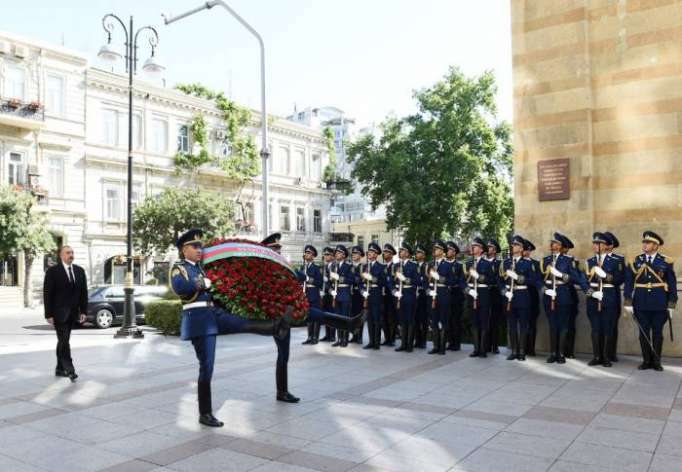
[1,0,513,128]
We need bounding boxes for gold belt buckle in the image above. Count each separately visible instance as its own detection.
[647,282,652,289]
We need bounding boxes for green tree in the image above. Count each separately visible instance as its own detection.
[133,187,236,257]
[0,186,56,307]
[347,67,513,245]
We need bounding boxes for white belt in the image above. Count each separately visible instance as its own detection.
[545,281,565,286]
[506,285,527,290]
[590,283,615,288]
[468,284,489,288]
[183,301,213,310]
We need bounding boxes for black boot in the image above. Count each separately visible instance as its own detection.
[507,327,517,361]
[395,323,408,352]
[479,330,488,358]
[406,324,415,352]
[602,336,612,367]
[373,324,381,350]
[311,322,320,344]
[364,320,375,349]
[652,336,664,371]
[320,325,333,342]
[428,328,440,354]
[546,331,558,363]
[276,362,300,403]
[243,315,290,340]
[198,381,223,427]
[470,327,479,358]
[557,332,567,364]
[638,333,651,370]
[588,333,601,366]
[527,325,537,356]
[332,330,343,347]
[438,329,446,355]
[518,330,526,361]
[302,323,314,345]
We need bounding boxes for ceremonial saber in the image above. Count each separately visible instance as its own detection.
[629,311,659,362]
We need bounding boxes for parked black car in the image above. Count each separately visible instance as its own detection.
[86,285,168,329]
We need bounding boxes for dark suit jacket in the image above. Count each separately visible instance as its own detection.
[43,263,88,324]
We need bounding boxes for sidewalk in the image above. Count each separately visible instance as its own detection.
[0,314,681,471]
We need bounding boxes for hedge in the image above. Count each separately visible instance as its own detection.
[145,300,182,335]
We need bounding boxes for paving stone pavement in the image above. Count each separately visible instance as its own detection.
[1,316,682,471]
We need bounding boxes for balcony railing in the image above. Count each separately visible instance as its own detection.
[329,232,354,243]
[0,98,45,128]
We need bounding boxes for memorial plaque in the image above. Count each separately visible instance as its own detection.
[538,158,570,201]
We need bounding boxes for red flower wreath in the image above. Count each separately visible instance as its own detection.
[202,238,308,321]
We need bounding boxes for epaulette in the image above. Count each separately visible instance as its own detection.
[170,262,189,280]
[662,254,674,264]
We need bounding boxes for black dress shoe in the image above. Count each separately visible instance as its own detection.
[546,355,557,364]
[602,359,612,367]
[277,392,300,403]
[302,338,313,345]
[588,358,601,366]
[55,369,69,377]
[653,363,664,372]
[518,354,526,361]
[469,351,479,358]
[557,356,566,364]
[68,372,78,382]
[637,363,650,370]
[506,353,517,361]
[199,413,224,427]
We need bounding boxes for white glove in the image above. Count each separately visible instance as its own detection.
[594,267,607,279]
[669,309,674,319]
[323,276,329,282]
[305,275,310,282]
[428,290,437,297]
[550,266,563,278]
[203,277,212,289]
[505,291,513,302]
[624,306,634,315]
[330,290,338,298]
[430,270,440,281]
[396,272,407,282]
[329,272,340,281]
[362,290,369,298]
[506,269,518,281]
[319,290,325,297]
[469,268,480,280]
[393,291,402,299]
[362,272,372,281]
[591,291,604,301]
[468,288,478,299]
[545,288,557,298]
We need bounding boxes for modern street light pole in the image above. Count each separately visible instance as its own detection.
[98,14,164,339]
[163,1,270,238]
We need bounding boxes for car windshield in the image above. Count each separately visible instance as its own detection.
[88,287,107,297]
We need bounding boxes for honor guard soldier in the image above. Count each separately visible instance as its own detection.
[297,245,323,345]
[486,239,504,354]
[320,247,337,343]
[171,229,293,427]
[446,241,465,351]
[414,244,430,349]
[427,240,455,355]
[466,237,497,358]
[585,233,625,367]
[360,242,386,350]
[523,239,541,356]
[500,236,540,361]
[624,231,677,371]
[603,231,624,362]
[542,233,589,364]
[561,239,580,359]
[391,242,420,352]
[329,245,353,347]
[350,245,365,344]
[381,243,398,346]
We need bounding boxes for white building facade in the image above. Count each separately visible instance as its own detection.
[0,31,333,305]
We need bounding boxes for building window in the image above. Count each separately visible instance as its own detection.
[131,184,143,210]
[279,146,290,175]
[371,234,379,244]
[293,150,305,177]
[357,235,365,249]
[279,205,290,231]
[47,156,64,197]
[132,114,142,150]
[151,118,168,154]
[8,152,25,186]
[313,209,322,233]
[45,74,65,115]
[312,154,322,180]
[242,202,254,223]
[102,109,118,146]
[296,207,305,232]
[104,185,123,221]
[177,124,190,153]
[5,64,25,100]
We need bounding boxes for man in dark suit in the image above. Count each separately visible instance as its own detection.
[43,246,87,381]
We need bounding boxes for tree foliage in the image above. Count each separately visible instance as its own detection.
[347,67,513,245]
[0,186,56,306]
[133,187,236,257]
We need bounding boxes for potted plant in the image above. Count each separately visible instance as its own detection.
[27,100,42,111]
[7,98,21,109]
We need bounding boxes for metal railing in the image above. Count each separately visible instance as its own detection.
[0,98,45,122]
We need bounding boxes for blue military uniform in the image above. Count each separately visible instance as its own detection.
[359,242,386,350]
[320,247,337,343]
[624,231,677,371]
[486,239,504,354]
[391,242,420,352]
[500,236,541,361]
[427,240,456,355]
[330,245,353,347]
[446,241,465,351]
[585,233,625,367]
[604,231,624,362]
[350,246,366,344]
[465,237,497,358]
[381,244,398,346]
[524,240,541,356]
[541,233,589,364]
[414,244,430,349]
[297,245,323,345]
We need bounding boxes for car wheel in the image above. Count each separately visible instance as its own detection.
[95,309,114,329]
